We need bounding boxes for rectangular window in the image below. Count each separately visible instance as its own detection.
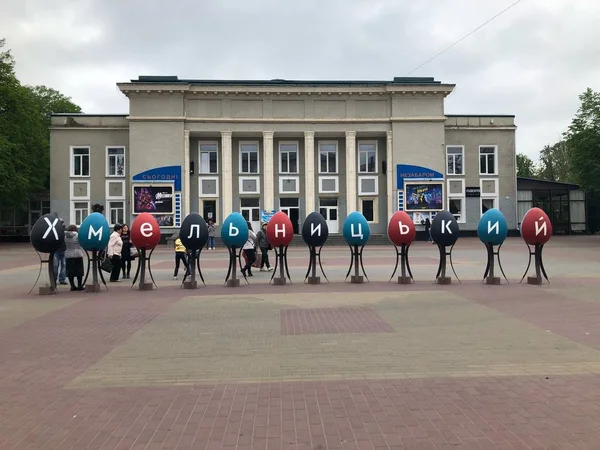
[479,146,497,175]
[108,201,124,226]
[358,141,377,173]
[240,142,259,174]
[360,198,377,223]
[279,142,298,174]
[449,198,464,223]
[318,142,338,174]
[72,201,89,226]
[106,147,125,177]
[481,198,496,214]
[199,142,218,174]
[446,146,464,175]
[71,147,90,177]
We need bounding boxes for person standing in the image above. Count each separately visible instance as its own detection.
[424,218,433,243]
[241,221,257,277]
[173,234,189,280]
[107,224,123,282]
[207,219,216,250]
[53,218,67,285]
[256,222,272,272]
[120,224,133,279]
[64,224,85,291]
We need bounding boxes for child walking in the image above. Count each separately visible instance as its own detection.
[207,219,216,250]
[173,234,189,280]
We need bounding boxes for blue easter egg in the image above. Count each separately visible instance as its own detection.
[477,208,508,246]
[78,212,110,251]
[221,212,249,248]
[342,211,371,246]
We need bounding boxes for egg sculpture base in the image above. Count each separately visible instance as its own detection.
[483,243,509,285]
[345,245,369,284]
[83,250,108,292]
[182,249,205,290]
[388,244,414,285]
[131,248,158,291]
[304,246,328,285]
[29,252,57,296]
[435,244,460,285]
[224,247,247,288]
[521,243,549,286]
[270,245,292,286]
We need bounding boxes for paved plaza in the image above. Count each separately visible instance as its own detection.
[1,236,600,449]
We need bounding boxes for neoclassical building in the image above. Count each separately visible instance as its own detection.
[50,76,517,235]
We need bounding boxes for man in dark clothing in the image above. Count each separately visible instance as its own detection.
[256,222,273,272]
[53,218,67,285]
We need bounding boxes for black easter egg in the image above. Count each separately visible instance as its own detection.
[430,210,459,247]
[302,212,329,247]
[30,213,65,254]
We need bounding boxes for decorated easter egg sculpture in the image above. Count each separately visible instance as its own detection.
[430,210,460,284]
[477,208,509,285]
[221,212,250,286]
[266,211,294,285]
[387,211,416,284]
[342,211,370,283]
[29,213,65,294]
[30,213,65,255]
[301,212,330,284]
[78,212,111,291]
[520,207,552,285]
[130,213,161,290]
[179,213,209,288]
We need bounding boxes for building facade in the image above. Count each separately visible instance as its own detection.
[50,76,518,235]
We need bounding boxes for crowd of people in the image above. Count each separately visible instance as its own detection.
[52,217,275,287]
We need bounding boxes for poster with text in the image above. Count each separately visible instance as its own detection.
[405,183,443,211]
[133,185,174,214]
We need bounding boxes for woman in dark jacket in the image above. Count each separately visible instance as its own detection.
[64,224,85,291]
[120,224,133,279]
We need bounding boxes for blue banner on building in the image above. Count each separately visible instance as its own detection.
[132,165,182,191]
[261,210,277,223]
[396,164,443,189]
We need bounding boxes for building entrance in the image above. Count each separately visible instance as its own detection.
[240,198,260,233]
[279,198,300,234]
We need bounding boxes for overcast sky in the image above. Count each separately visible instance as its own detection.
[2,0,599,160]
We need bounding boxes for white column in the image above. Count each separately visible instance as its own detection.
[304,131,315,213]
[345,131,357,213]
[221,131,233,218]
[183,130,191,216]
[386,130,394,219]
[263,131,274,211]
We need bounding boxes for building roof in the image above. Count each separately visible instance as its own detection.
[129,75,444,86]
[517,177,581,190]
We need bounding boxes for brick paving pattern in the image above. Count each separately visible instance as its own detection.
[280,307,394,336]
[1,237,600,449]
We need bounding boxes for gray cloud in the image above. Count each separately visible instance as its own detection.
[2,0,599,158]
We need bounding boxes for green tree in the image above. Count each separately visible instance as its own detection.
[536,140,573,182]
[516,153,536,178]
[565,88,600,192]
[0,39,81,207]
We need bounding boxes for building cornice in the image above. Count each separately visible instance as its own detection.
[445,126,518,130]
[117,83,455,98]
[125,116,449,124]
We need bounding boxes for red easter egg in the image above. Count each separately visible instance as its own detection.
[387,211,416,246]
[520,207,552,245]
[266,211,294,247]
[130,213,161,250]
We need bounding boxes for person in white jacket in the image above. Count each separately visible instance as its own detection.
[241,221,257,277]
[107,224,123,282]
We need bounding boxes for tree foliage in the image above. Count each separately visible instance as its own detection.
[516,153,536,178]
[0,39,81,207]
[536,140,573,183]
[564,88,600,193]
